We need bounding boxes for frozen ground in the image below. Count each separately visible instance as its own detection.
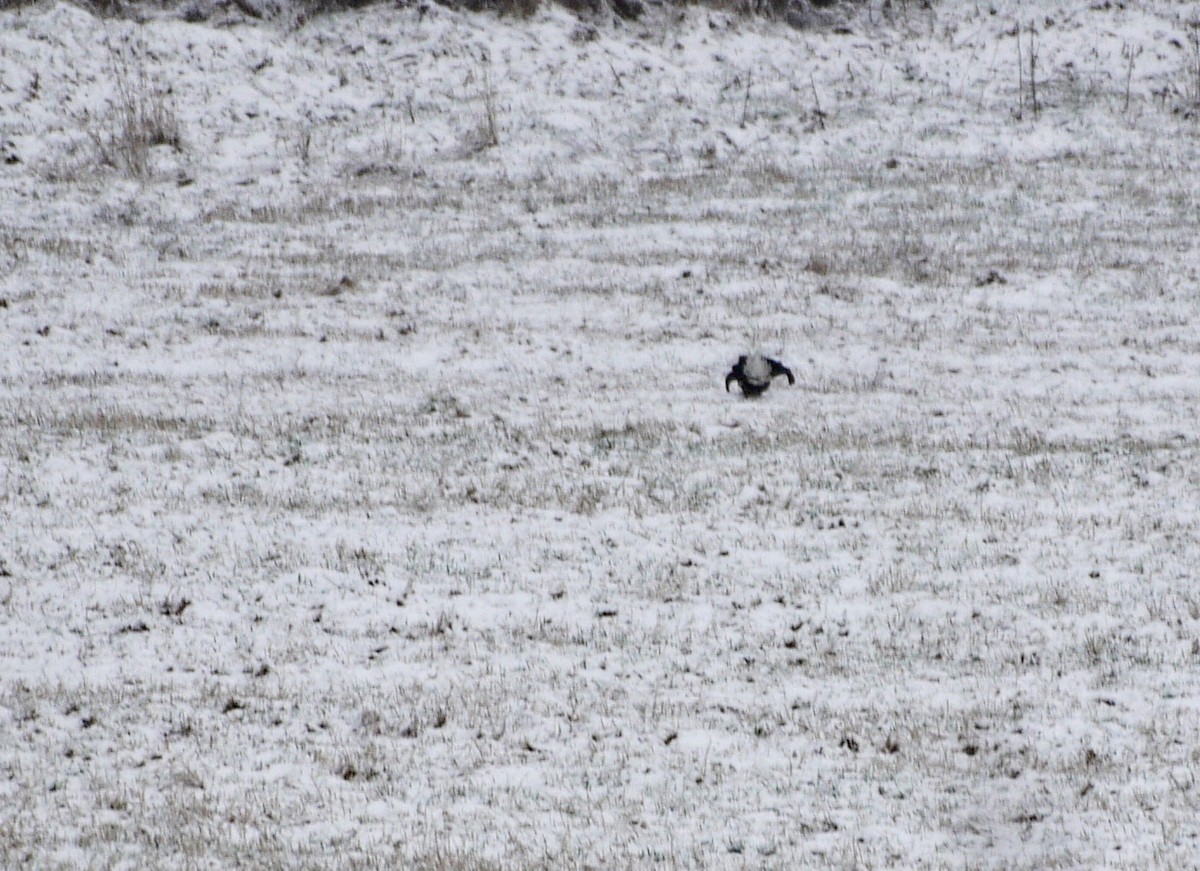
[3,0,1200,867]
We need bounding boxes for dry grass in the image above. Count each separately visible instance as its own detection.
[89,37,183,177]
[3,3,1200,868]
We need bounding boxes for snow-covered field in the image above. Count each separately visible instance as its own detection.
[3,0,1200,866]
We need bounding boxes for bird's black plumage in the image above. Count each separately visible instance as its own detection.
[725,353,795,397]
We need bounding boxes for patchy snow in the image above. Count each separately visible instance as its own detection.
[3,0,1200,867]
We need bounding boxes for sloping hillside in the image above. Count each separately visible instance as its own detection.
[3,1,1200,867]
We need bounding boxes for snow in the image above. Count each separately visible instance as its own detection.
[3,0,1200,867]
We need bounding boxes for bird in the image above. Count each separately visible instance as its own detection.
[726,353,795,397]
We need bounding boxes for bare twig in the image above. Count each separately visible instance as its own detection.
[1016,21,1024,115]
[1122,42,1142,114]
[740,68,753,128]
[1028,22,1040,117]
[810,73,826,130]
[481,66,499,148]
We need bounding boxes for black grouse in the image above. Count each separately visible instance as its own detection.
[726,353,795,397]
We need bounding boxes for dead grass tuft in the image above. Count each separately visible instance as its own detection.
[89,38,183,178]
